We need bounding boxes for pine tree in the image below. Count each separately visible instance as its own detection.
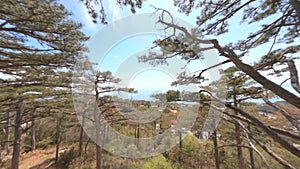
[137,1,300,165]
[0,0,88,168]
[210,67,262,169]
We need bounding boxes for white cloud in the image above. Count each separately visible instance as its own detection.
[108,1,121,22]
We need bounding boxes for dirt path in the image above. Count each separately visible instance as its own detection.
[2,146,57,169]
[19,146,57,169]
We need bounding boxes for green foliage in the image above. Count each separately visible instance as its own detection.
[168,135,215,168]
[166,90,181,102]
[142,155,173,169]
[0,3,88,166]
[210,66,262,100]
[1,1,299,169]
[69,157,94,169]
[132,100,151,109]
[0,0,88,109]
[58,147,78,167]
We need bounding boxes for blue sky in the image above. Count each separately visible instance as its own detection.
[0,1,298,104]
[0,1,297,102]
[62,0,225,100]
[62,1,299,100]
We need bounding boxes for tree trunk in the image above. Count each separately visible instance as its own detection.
[79,110,86,157]
[235,123,244,169]
[135,123,140,148]
[96,144,102,169]
[94,102,102,169]
[95,117,102,169]
[212,130,220,169]
[0,144,2,161]
[290,0,300,21]
[248,124,255,169]
[55,117,61,163]
[11,99,23,169]
[94,77,103,169]
[152,120,156,136]
[79,126,84,157]
[178,130,182,168]
[25,122,29,136]
[153,121,157,150]
[31,110,36,150]
[5,111,11,154]
[233,88,245,169]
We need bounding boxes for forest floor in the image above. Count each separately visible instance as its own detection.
[2,145,69,169]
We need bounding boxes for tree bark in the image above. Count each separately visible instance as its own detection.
[233,89,245,169]
[287,59,300,94]
[94,76,104,169]
[134,123,140,148]
[79,126,84,157]
[248,124,255,169]
[290,0,300,21]
[96,144,102,169]
[213,130,220,169]
[94,97,102,169]
[31,110,36,150]
[11,99,23,169]
[55,117,61,163]
[235,122,244,169]
[0,144,2,161]
[5,111,11,154]
[79,110,86,157]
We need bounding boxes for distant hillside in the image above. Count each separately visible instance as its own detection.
[257,100,299,114]
[274,100,298,108]
[257,103,277,114]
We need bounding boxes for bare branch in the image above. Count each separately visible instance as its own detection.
[202,100,300,140]
[237,120,297,169]
[195,59,231,79]
[200,90,300,158]
[269,126,300,140]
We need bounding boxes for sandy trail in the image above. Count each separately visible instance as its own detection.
[5,146,57,169]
